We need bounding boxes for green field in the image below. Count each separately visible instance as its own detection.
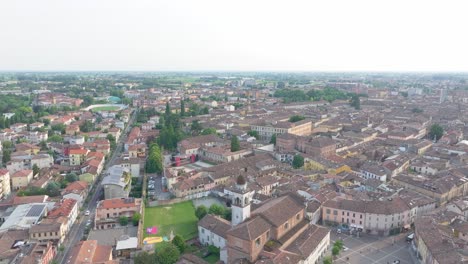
[91,106,120,111]
[144,201,198,240]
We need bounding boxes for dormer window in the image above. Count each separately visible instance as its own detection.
[255,237,261,247]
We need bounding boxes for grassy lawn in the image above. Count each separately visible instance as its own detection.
[91,106,120,111]
[144,201,198,240]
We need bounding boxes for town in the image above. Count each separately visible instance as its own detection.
[0,72,467,264]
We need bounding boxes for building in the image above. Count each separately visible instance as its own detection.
[10,169,33,190]
[199,176,330,264]
[0,169,11,199]
[69,148,90,166]
[65,240,115,264]
[62,181,89,206]
[95,197,142,230]
[251,119,312,141]
[0,203,47,233]
[198,214,231,249]
[322,195,435,236]
[47,198,79,235]
[102,166,131,199]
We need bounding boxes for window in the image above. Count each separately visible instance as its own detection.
[360,214,363,219]
[347,212,349,216]
[342,211,344,216]
[353,213,355,217]
[333,210,338,215]
[202,228,205,234]
[296,213,300,220]
[326,209,331,214]
[255,238,261,247]
[284,223,289,229]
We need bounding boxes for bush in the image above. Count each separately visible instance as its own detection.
[132,213,141,226]
[195,205,208,220]
[119,216,129,226]
[172,235,186,253]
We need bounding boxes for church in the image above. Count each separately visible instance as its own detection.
[198,176,331,264]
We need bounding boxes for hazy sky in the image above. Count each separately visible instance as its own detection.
[1,0,468,71]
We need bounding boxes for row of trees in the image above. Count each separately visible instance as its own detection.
[145,142,163,174]
[195,204,232,221]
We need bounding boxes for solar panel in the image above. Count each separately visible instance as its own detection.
[26,204,45,217]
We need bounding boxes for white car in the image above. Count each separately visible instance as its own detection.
[85,210,90,216]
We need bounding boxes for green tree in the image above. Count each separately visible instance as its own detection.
[247,130,259,139]
[2,149,11,164]
[195,205,208,220]
[180,100,185,117]
[201,127,217,135]
[32,164,40,176]
[334,240,344,250]
[66,173,78,183]
[51,123,66,133]
[119,216,129,226]
[190,120,203,135]
[429,124,444,141]
[134,251,155,264]
[323,256,333,264]
[412,107,423,113]
[230,135,240,152]
[165,102,171,116]
[39,140,48,151]
[79,120,94,133]
[1,141,13,149]
[289,115,305,122]
[132,212,141,226]
[350,94,361,110]
[270,134,277,145]
[209,204,225,216]
[47,134,63,143]
[277,81,285,89]
[82,95,94,106]
[332,245,340,257]
[292,155,304,169]
[156,243,180,264]
[172,235,186,253]
[46,182,61,197]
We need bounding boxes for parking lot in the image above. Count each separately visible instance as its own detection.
[330,231,417,264]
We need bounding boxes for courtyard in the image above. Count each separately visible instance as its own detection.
[329,231,418,264]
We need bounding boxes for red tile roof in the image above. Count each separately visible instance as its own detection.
[12,169,33,178]
[48,198,77,218]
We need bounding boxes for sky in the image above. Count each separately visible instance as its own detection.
[1,0,468,72]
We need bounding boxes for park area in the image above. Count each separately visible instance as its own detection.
[143,201,198,241]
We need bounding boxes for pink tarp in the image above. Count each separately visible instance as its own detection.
[146,226,158,234]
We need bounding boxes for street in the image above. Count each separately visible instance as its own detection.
[59,109,137,264]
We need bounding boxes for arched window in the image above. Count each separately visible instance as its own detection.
[235,197,241,205]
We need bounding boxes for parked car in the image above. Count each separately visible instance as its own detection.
[85,210,90,216]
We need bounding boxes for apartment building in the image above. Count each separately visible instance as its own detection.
[95,197,142,230]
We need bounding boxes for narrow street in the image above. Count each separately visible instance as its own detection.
[59,109,137,264]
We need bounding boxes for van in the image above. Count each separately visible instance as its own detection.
[406,233,414,241]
